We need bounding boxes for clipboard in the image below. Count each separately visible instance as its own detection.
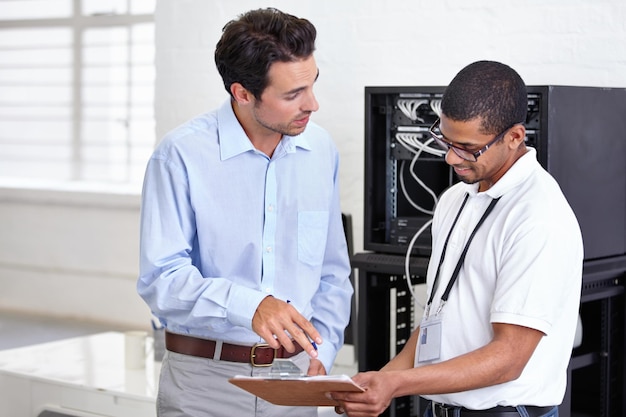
[228,374,365,406]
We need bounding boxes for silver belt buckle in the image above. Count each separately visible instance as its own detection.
[431,402,453,417]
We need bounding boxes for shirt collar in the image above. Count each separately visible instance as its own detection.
[217,99,312,161]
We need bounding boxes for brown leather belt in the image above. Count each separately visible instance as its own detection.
[165,331,304,366]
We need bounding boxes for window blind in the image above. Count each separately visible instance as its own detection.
[0,0,155,185]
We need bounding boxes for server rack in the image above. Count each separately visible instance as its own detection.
[363,85,626,260]
[565,256,626,417]
[352,252,429,417]
[356,86,626,417]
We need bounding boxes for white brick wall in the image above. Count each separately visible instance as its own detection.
[155,0,626,254]
[2,0,624,329]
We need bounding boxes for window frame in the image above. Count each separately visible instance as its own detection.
[0,1,154,185]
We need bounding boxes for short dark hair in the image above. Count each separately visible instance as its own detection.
[214,8,317,100]
[441,60,527,134]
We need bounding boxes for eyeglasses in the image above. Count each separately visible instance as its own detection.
[428,118,519,162]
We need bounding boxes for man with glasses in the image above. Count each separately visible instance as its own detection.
[331,61,583,417]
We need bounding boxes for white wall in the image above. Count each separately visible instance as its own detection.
[154,0,626,255]
[1,0,625,327]
[0,181,151,328]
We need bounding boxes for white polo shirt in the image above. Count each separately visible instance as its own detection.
[417,148,583,409]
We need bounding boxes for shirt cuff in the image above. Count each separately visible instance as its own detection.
[227,285,269,329]
[316,345,337,374]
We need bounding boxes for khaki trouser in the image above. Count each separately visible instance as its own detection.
[157,349,318,417]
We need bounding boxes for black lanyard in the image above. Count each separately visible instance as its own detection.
[426,193,501,316]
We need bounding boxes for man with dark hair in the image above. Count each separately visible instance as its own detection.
[332,61,583,417]
[138,8,353,417]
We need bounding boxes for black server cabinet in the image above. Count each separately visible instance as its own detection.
[564,256,626,417]
[364,86,446,258]
[353,252,430,417]
[363,85,626,261]
[357,85,626,417]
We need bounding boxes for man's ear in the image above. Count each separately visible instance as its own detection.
[508,124,526,148]
[230,82,253,104]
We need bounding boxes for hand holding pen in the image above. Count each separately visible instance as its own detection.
[287,299,318,351]
[252,295,322,358]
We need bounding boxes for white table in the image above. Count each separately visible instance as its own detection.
[0,331,354,417]
[0,332,158,417]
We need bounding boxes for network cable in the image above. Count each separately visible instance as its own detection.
[396,135,443,215]
[430,99,442,117]
[404,217,432,309]
[397,99,428,122]
[399,137,440,308]
[395,97,444,308]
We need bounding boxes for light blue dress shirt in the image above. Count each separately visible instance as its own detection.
[138,99,353,370]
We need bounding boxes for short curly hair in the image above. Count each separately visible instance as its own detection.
[441,60,527,134]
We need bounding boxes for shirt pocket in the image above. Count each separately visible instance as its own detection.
[298,210,329,266]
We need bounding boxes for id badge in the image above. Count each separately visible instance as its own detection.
[417,317,442,363]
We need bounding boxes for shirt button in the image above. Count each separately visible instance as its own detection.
[265,287,272,293]
[266,246,272,253]
[267,205,274,212]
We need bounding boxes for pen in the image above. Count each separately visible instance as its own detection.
[286,299,318,351]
